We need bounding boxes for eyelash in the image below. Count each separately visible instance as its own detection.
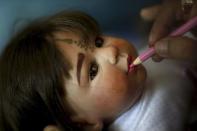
[89,61,99,80]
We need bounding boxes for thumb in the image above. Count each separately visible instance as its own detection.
[154,36,197,63]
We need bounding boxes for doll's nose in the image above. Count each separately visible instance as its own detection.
[97,45,119,64]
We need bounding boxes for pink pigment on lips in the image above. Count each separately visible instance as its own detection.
[127,55,137,73]
[129,64,135,73]
[127,55,134,73]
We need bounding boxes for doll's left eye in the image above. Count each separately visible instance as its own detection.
[95,37,104,48]
[89,61,99,80]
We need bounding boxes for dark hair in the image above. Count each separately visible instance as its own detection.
[0,11,100,131]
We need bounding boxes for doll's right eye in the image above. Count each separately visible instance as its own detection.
[95,37,104,48]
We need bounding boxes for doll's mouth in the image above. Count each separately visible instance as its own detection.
[127,54,138,73]
[127,55,133,73]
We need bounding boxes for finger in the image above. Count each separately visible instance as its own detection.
[152,54,164,62]
[190,1,197,18]
[182,1,197,21]
[140,5,161,21]
[149,1,177,45]
[190,3,197,36]
[155,36,197,63]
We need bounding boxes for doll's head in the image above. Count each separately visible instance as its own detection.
[0,11,146,131]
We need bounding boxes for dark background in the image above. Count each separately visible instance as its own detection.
[0,0,161,51]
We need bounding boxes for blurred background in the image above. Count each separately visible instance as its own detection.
[0,0,161,52]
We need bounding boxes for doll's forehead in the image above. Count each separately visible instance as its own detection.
[53,31,94,50]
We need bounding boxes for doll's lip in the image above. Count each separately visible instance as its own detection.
[127,55,133,73]
[127,54,138,74]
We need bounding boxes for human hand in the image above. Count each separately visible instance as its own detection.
[141,0,197,63]
[154,36,197,63]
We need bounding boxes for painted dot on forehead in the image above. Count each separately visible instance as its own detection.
[55,38,94,51]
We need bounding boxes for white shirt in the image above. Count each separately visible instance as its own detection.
[109,58,195,131]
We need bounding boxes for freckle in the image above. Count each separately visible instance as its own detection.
[89,46,94,52]
[84,47,88,51]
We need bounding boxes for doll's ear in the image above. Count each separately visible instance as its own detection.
[71,116,103,131]
[43,125,60,131]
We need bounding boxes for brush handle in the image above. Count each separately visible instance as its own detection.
[139,16,197,63]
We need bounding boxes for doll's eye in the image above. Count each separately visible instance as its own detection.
[89,61,99,80]
[95,37,104,47]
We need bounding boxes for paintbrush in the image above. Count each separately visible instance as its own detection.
[129,16,197,72]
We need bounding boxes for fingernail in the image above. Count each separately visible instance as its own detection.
[152,54,163,62]
[149,41,155,47]
[155,39,169,57]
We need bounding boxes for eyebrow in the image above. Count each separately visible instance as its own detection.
[77,53,85,85]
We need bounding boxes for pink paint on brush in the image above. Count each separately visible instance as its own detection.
[128,65,135,72]
[129,16,197,73]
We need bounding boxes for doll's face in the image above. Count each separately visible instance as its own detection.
[55,32,146,124]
